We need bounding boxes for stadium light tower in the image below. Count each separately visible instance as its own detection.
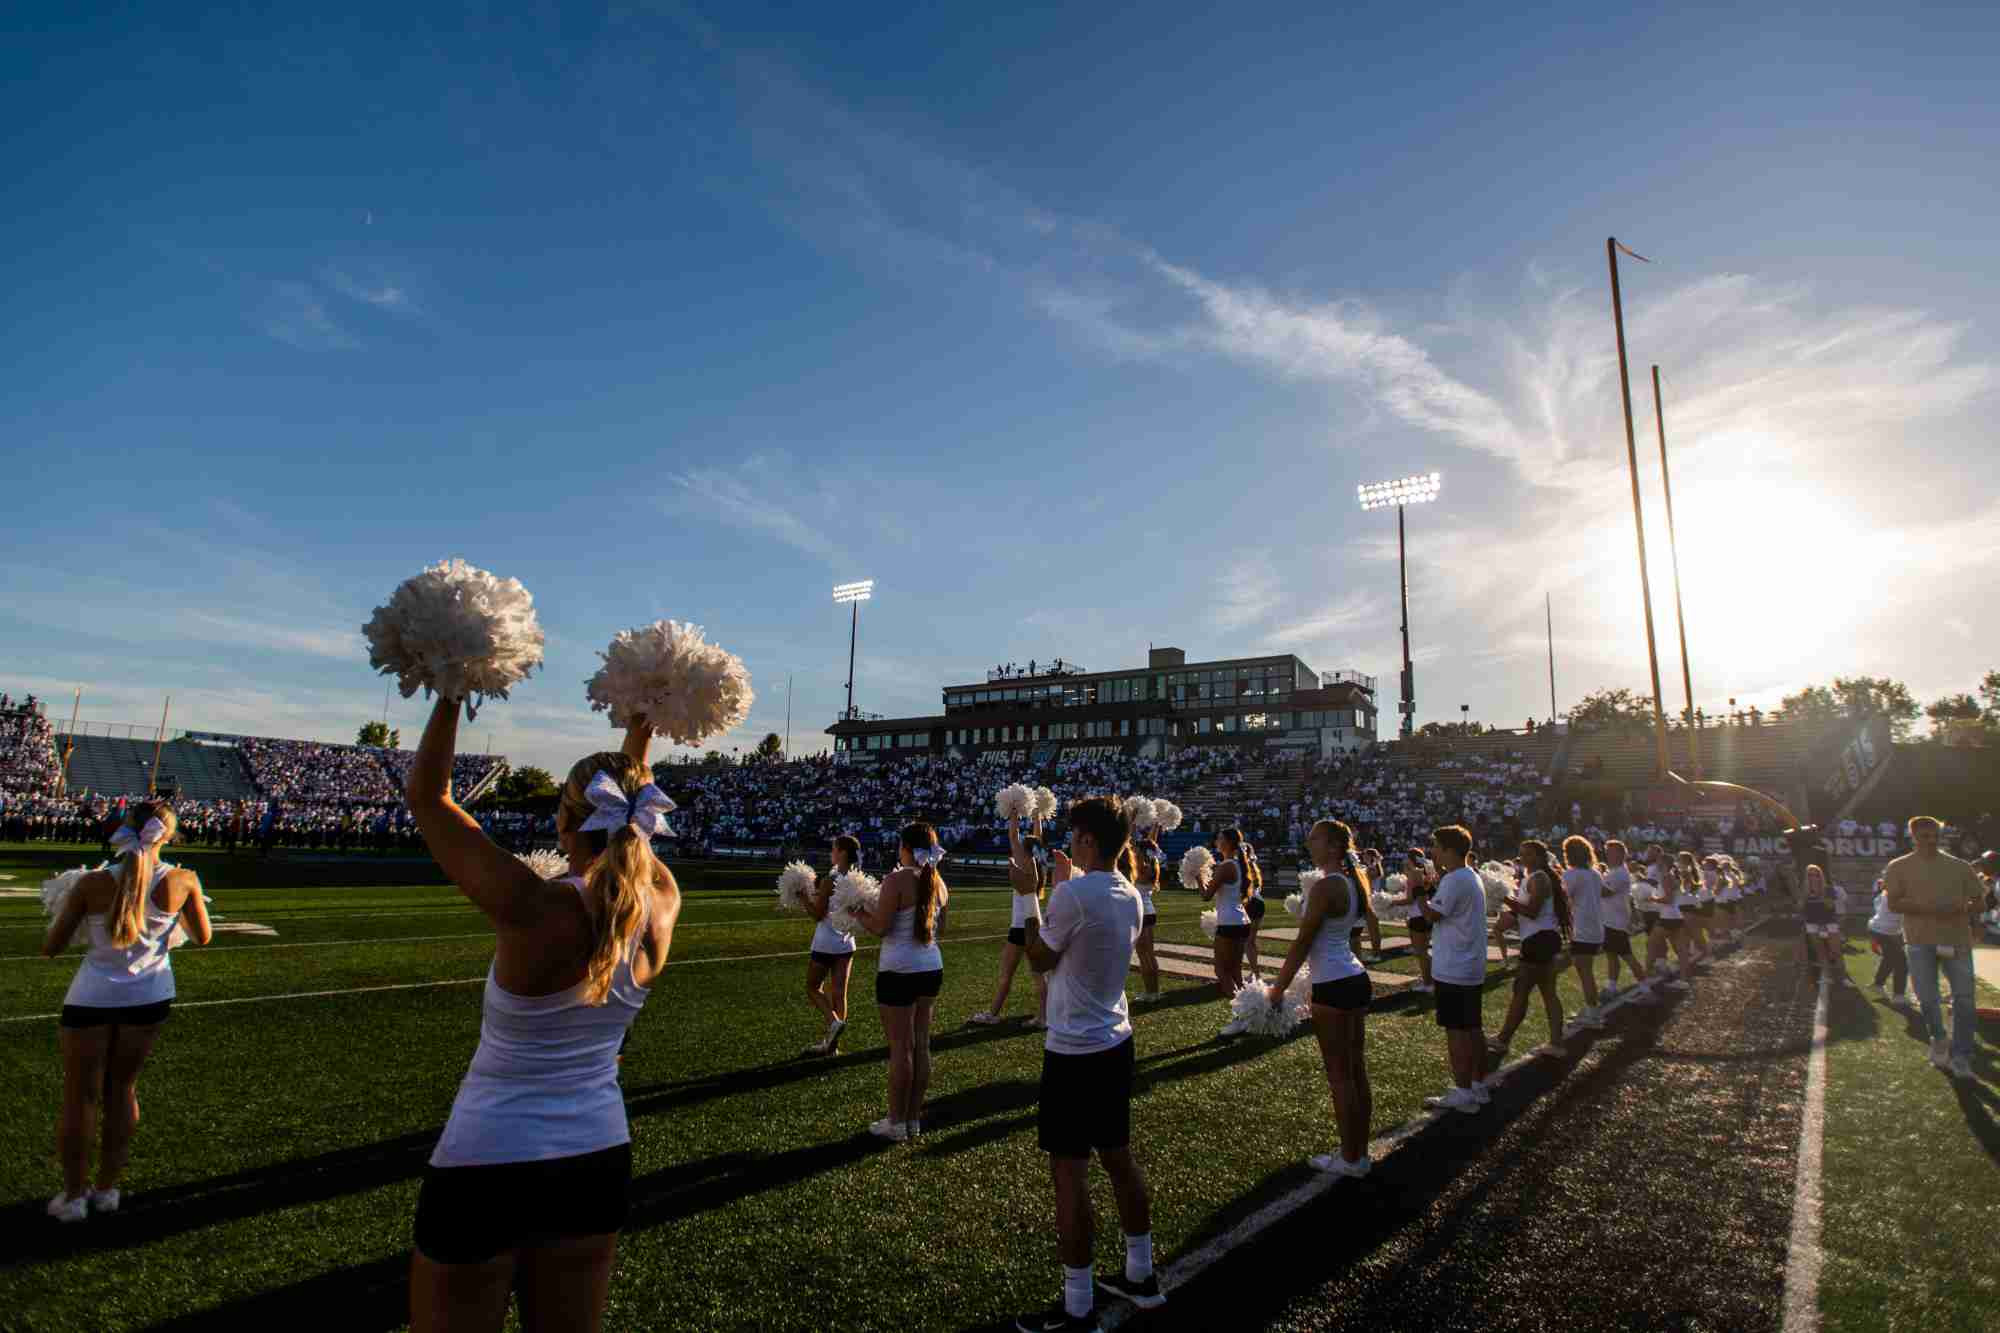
[1358,471,1441,740]
[833,580,874,719]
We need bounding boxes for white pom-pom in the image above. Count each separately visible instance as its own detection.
[1153,801,1183,832]
[1283,962,1315,1018]
[363,559,545,719]
[995,784,1034,820]
[1031,786,1058,820]
[1371,888,1409,921]
[776,861,818,914]
[1478,862,1516,917]
[1284,892,1305,919]
[825,870,880,937]
[1228,983,1300,1038]
[1180,844,1214,891]
[515,848,570,881]
[1199,908,1218,939]
[1125,796,1156,831]
[40,867,90,935]
[585,620,755,745]
[1286,867,1325,919]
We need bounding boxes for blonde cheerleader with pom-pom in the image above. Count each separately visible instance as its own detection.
[1241,843,1269,982]
[1264,819,1374,1178]
[1488,840,1572,1063]
[799,835,863,1056]
[1354,848,1387,958]
[40,801,212,1223]
[1210,828,1254,1032]
[850,822,950,1142]
[1130,823,1166,1004]
[968,811,1049,1029]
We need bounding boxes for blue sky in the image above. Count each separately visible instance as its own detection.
[4,3,1995,774]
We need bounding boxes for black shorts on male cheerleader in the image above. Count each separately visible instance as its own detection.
[1213,923,1250,940]
[809,949,852,968]
[1310,973,1371,1010]
[1245,897,1267,923]
[1604,927,1633,954]
[1038,1037,1134,1158]
[60,1000,172,1029]
[1407,914,1433,934]
[1569,936,1602,956]
[1006,927,1027,946]
[1432,981,1483,1031]
[415,1142,632,1264]
[1518,931,1562,965]
[875,968,944,1007]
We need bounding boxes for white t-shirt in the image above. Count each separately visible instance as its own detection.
[1601,865,1634,932]
[1010,887,1043,929]
[1563,867,1605,943]
[1428,865,1489,986]
[1039,869,1143,1056]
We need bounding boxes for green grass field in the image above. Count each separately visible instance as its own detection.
[3,845,1995,1331]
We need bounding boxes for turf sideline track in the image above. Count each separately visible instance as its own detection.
[1781,968,1832,1333]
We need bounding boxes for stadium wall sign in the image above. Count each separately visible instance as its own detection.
[1729,834,1904,860]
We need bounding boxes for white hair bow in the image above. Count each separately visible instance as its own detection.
[109,818,168,856]
[912,846,945,868]
[577,770,676,837]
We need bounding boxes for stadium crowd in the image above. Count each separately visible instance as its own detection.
[0,702,60,796]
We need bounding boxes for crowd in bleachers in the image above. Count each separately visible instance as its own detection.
[0,702,60,796]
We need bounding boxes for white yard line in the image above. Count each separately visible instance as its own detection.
[1781,969,1831,1333]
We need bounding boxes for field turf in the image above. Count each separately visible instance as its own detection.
[1,846,1994,1331]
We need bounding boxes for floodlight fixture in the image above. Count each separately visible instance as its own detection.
[832,579,875,605]
[1356,472,1442,511]
[834,579,876,720]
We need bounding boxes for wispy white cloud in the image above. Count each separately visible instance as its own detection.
[1209,556,1283,632]
[258,281,356,350]
[320,265,416,312]
[185,612,357,661]
[666,452,842,564]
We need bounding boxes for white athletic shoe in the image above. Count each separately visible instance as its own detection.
[1869,982,1885,995]
[1578,1007,1608,1030]
[88,1188,120,1214]
[46,1193,87,1224]
[1310,1152,1372,1178]
[904,1120,924,1138]
[1930,1040,1952,1071]
[1600,983,1621,1002]
[1665,978,1691,992]
[1949,1057,1972,1080]
[868,1117,909,1142]
[967,1011,1002,1026]
[827,1018,847,1040]
[1423,1087,1483,1115]
[1131,991,1160,1006]
[1219,1017,1250,1038]
[1413,981,1434,994]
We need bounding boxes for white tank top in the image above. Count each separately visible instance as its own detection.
[1652,866,1684,919]
[1137,852,1161,915]
[1213,857,1248,926]
[1010,889,1043,929]
[1306,871,1364,982]
[64,863,182,1009]
[811,873,857,955]
[1517,871,1559,939]
[429,879,651,1168]
[879,902,944,974]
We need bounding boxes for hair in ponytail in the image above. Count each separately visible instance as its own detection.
[108,801,177,948]
[901,821,944,945]
[1312,818,1370,897]
[1115,843,1138,883]
[832,834,861,872]
[557,751,655,1007]
[1521,838,1572,938]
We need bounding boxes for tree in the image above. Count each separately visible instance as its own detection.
[1776,684,1840,727]
[755,732,784,760]
[1980,669,2000,721]
[494,765,556,802]
[1564,688,1656,729]
[1927,693,1982,724]
[1832,675,1920,739]
[356,721,401,748]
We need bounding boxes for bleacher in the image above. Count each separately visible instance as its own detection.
[56,734,260,801]
[1560,723,1813,805]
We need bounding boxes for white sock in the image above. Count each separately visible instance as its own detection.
[1064,1264,1093,1317]
[1125,1232,1154,1282]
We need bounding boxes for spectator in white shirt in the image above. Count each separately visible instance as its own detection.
[1418,825,1492,1115]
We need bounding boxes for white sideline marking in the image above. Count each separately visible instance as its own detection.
[1102,917,1770,1327]
[0,931,1015,1022]
[1781,969,1830,1333]
[0,931,493,962]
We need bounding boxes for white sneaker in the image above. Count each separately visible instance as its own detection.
[88,1188,120,1214]
[1869,982,1885,995]
[1132,991,1159,1006]
[867,1117,909,1142]
[1949,1057,1972,1080]
[1413,980,1434,994]
[1666,978,1691,992]
[1309,1152,1372,1178]
[1219,1017,1250,1038]
[1930,1040,1951,1071]
[1578,1007,1607,1030]
[904,1120,924,1138]
[46,1193,87,1224]
[1423,1087,1482,1114]
[1471,1079,1494,1104]
[1601,983,1621,1002]
[827,1018,847,1040]
[966,1011,1002,1026]
[1532,1042,1567,1059]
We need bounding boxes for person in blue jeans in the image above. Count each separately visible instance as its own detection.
[1883,816,1987,1080]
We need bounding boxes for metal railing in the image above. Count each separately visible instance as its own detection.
[1320,670,1377,691]
[54,720,191,743]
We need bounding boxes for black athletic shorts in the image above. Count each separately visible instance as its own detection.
[60,1000,172,1029]
[1407,914,1433,934]
[875,968,944,1007]
[1245,897,1267,923]
[809,949,853,968]
[1038,1037,1135,1158]
[1604,927,1634,954]
[1141,913,1157,928]
[1433,980,1483,1031]
[1569,937,1602,956]
[1214,923,1250,940]
[414,1142,632,1264]
[1007,927,1027,946]
[1640,912,1662,934]
[1518,931,1561,965]
[1310,972,1371,1011]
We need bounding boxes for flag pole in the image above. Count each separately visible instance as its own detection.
[59,685,81,796]
[1546,593,1557,723]
[1652,365,1701,779]
[148,695,172,797]
[1607,237,1671,782]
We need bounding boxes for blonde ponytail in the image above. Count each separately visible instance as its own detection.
[108,802,176,948]
[581,823,652,1006]
[900,820,944,945]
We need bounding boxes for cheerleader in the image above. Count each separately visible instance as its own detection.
[1638,843,1670,981]
[40,802,212,1223]
[853,822,949,1141]
[970,816,1049,1028]
[1800,864,1845,982]
[1266,820,1374,1178]
[1130,827,1165,1004]
[1559,837,1609,1030]
[1680,851,1712,961]
[1597,840,1656,1004]
[1241,843,1268,981]
[1354,848,1386,958]
[801,835,861,1056]
[1398,849,1438,994]
[1207,828,1251,1015]
[404,701,681,1332]
[1650,854,1695,992]
[1489,839,1571,1060]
